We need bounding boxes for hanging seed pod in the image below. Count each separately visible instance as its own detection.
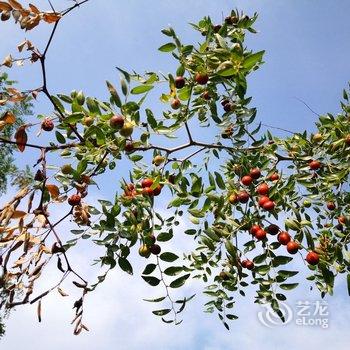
[12,9,21,22]
[1,11,11,21]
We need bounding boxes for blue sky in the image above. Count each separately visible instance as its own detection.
[1,1,350,349]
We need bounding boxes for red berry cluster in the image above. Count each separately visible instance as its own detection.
[230,168,279,211]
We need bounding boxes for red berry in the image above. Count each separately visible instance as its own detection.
[142,187,154,196]
[195,72,209,85]
[228,194,238,204]
[171,98,181,110]
[68,194,81,206]
[258,196,270,207]
[326,201,336,211]
[201,91,211,100]
[141,178,153,188]
[34,170,45,182]
[127,183,135,191]
[256,183,269,195]
[255,229,267,240]
[287,241,300,254]
[168,174,176,184]
[125,142,134,153]
[221,99,230,106]
[41,118,54,131]
[175,76,185,89]
[269,173,279,181]
[150,244,161,255]
[241,175,253,186]
[223,103,233,112]
[245,260,254,270]
[249,168,261,179]
[277,231,291,245]
[309,160,321,170]
[338,216,346,225]
[153,184,162,196]
[109,114,124,129]
[263,200,275,211]
[148,234,156,244]
[306,251,319,265]
[250,225,260,236]
[267,224,279,235]
[213,24,222,33]
[241,259,248,268]
[237,191,250,203]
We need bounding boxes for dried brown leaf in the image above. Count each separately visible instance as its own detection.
[0,2,12,11]
[45,184,60,199]
[2,111,16,124]
[57,287,69,297]
[37,299,42,322]
[8,0,22,10]
[29,3,40,14]
[14,125,27,152]
[2,54,13,68]
[11,210,27,219]
[43,12,61,23]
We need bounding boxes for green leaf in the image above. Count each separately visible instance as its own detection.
[64,112,84,124]
[130,155,143,162]
[225,240,237,258]
[130,85,154,94]
[255,265,270,275]
[158,42,176,52]
[188,208,205,218]
[142,264,157,275]
[276,293,287,301]
[169,274,190,288]
[142,276,160,286]
[178,86,191,100]
[243,50,265,69]
[280,283,299,290]
[161,318,174,324]
[106,81,122,107]
[164,266,183,276]
[146,108,157,129]
[118,257,133,275]
[76,159,88,175]
[278,270,299,278]
[157,231,173,242]
[143,296,166,303]
[214,172,226,190]
[55,131,66,144]
[86,97,101,114]
[160,252,179,262]
[272,256,293,267]
[347,274,350,296]
[285,218,300,231]
[116,67,130,83]
[152,309,171,316]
